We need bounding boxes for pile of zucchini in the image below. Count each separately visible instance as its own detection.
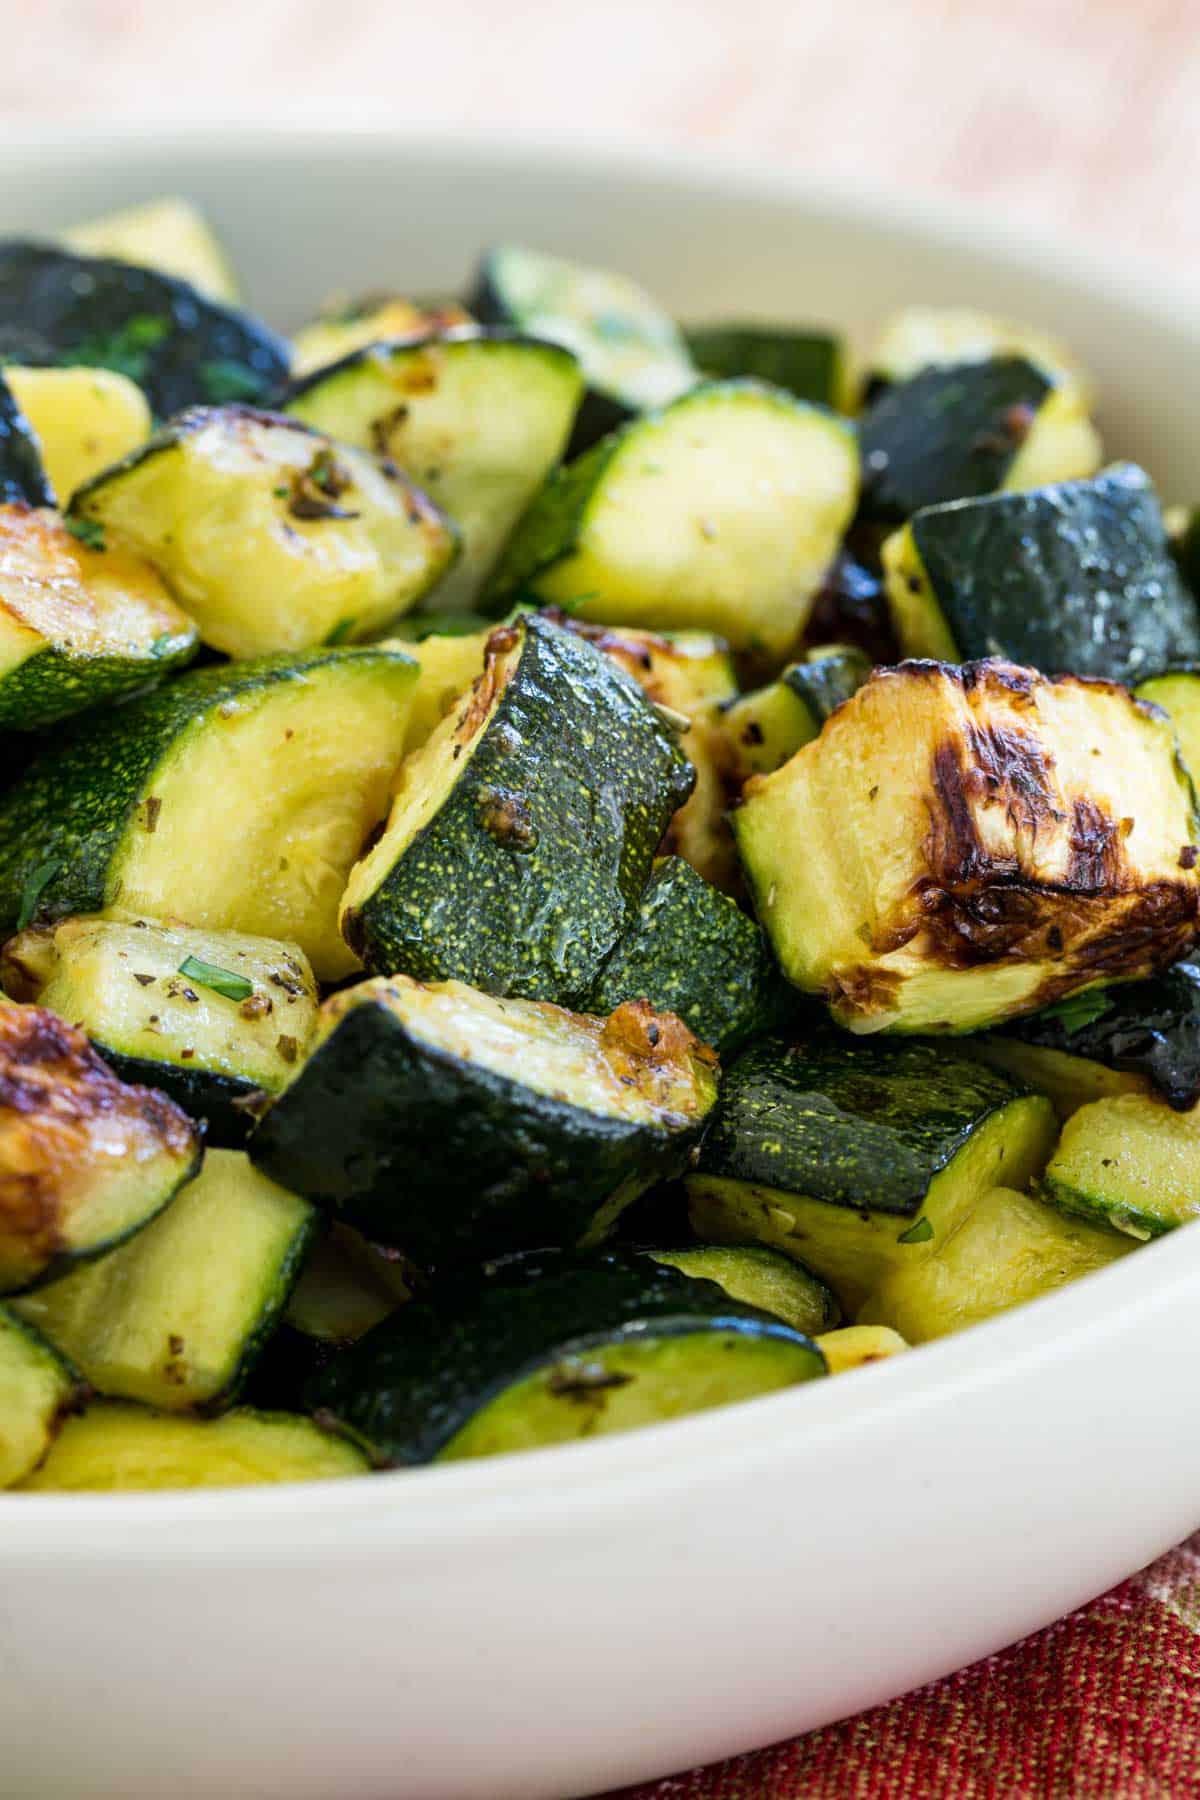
[1,199,1198,1494]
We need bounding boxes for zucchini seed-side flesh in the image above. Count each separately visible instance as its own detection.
[735,658,1200,1035]
[1041,1091,1200,1239]
[3,366,151,503]
[0,1303,84,1486]
[0,502,196,728]
[0,647,418,981]
[62,196,241,304]
[14,1149,316,1409]
[19,1400,367,1490]
[0,1003,200,1295]
[72,406,457,657]
[815,1324,907,1372]
[488,380,860,658]
[647,1243,839,1336]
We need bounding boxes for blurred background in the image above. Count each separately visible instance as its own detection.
[2,0,1196,278]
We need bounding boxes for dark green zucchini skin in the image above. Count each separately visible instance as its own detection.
[859,356,1052,521]
[581,857,790,1053]
[0,375,52,506]
[343,614,694,1002]
[913,464,1200,685]
[783,646,872,725]
[249,993,712,1266]
[0,243,289,417]
[683,324,840,407]
[307,1248,823,1466]
[94,1048,260,1149]
[697,1031,1023,1217]
[1002,964,1200,1111]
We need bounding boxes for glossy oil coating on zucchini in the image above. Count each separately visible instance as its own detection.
[1041,1092,1200,1239]
[0,1003,200,1294]
[4,366,151,503]
[250,973,719,1266]
[736,659,1200,1035]
[0,373,52,507]
[286,331,582,610]
[0,502,196,728]
[0,1303,84,1486]
[487,379,860,658]
[340,613,692,1000]
[72,405,456,657]
[15,1149,316,1409]
[63,196,241,304]
[2,914,319,1147]
[0,647,417,981]
[307,1248,824,1466]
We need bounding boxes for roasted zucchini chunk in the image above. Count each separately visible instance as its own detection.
[0,372,52,506]
[71,405,456,657]
[724,644,872,781]
[815,1325,907,1373]
[4,366,151,503]
[687,1032,1056,1310]
[859,357,1101,522]
[1040,1092,1200,1239]
[0,502,196,729]
[469,245,697,452]
[290,293,472,377]
[861,1185,1132,1343]
[386,619,493,754]
[3,914,319,1147]
[0,1304,84,1486]
[735,659,1200,1036]
[0,1004,200,1294]
[1136,666,1200,787]
[864,306,1094,408]
[0,647,417,981]
[284,1225,410,1346]
[340,614,692,1000]
[63,196,240,304]
[250,973,719,1266]
[307,1248,825,1466]
[0,242,288,417]
[684,323,848,410]
[19,1401,367,1490]
[487,380,860,658]
[883,465,1200,685]
[15,1149,315,1409]
[286,331,582,610]
[646,1244,839,1336]
[581,857,788,1055]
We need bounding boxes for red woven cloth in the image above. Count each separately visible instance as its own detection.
[606,1535,1200,1799]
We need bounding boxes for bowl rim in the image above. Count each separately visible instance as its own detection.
[3,121,1198,1548]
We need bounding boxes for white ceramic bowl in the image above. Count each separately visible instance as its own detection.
[4,127,1200,1800]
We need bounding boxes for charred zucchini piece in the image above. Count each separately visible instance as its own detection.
[0,1004,200,1294]
[308,1247,825,1466]
[251,973,719,1265]
[4,366,151,503]
[0,242,288,417]
[290,294,472,377]
[15,1149,315,1409]
[0,1304,84,1486]
[284,1225,409,1345]
[815,1325,907,1373]
[487,381,860,658]
[0,647,417,981]
[286,331,582,611]
[647,1244,839,1336]
[684,323,848,410]
[864,306,1093,407]
[861,1185,1132,1343]
[687,1031,1055,1310]
[581,857,788,1054]
[19,1400,366,1490]
[0,372,52,506]
[340,614,692,1000]
[0,503,195,729]
[883,465,1200,685]
[724,644,872,781]
[469,245,696,452]
[859,357,1100,522]
[63,197,240,304]
[1041,1092,1200,1239]
[735,659,1200,1035]
[3,914,319,1148]
[1135,666,1200,787]
[72,405,456,657]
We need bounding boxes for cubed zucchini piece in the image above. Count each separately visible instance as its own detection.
[308,1248,825,1466]
[0,1003,200,1294]
[0,502,196,729]
[724,644,872,782]
[815,1324,907,1373]
[965,1038,1148,1121]
[290,294,472,377]
[1041,1091,1200,1239]
[284,1225,409,1345]
[859,357,1100,522]
[883,465,1200,685]
[0,646,418,981]
[687,1031,1057,1310]
[0,373,52,506]
[735,659,1200,1035]
[3,914,319,1148]
[860,1185,1132,1342]
[15,1149,315,1409]
[864,306,1093,408]
[63,197,240,304]
[0,1304,84,1486]
[19,1400,367,1490]
[72,406,456,657]
[250,973,719,1266]
[340,614,692,1000]
[647,1243,839,1336]
[487,381,860,658]
[4,366,151,502]
[1136,666,1200,788]
[684,323,849,410]
[287,331,582,610]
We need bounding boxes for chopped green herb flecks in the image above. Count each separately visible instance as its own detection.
[16,858,62,931]
[64,516,106,552]
[1037,988,1114,1037]
[897,1216,934,1245]
[71,313,168,385]
[199,358,269,404]
[324,618,358,645]
[177,955,255,1003]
